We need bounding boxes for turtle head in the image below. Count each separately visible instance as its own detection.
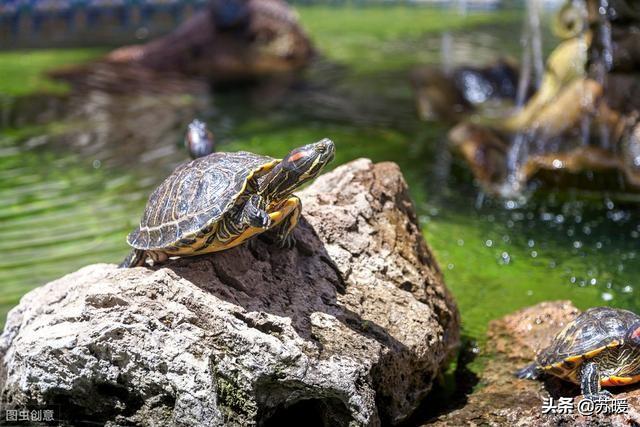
[263,138,335,200]
[185,119,215,159]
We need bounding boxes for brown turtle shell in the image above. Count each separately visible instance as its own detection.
[127,151,277,250]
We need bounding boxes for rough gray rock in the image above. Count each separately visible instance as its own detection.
[0,159,459,426]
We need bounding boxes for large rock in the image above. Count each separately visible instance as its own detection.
[433,301,640,426]
[0,159,459,426]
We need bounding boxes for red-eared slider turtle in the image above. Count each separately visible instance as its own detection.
[119,138,335,268]
[185,119,215,159]
[516,307,640,400]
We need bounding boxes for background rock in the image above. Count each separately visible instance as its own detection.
[432,301,640,426]
[0,158,459,426]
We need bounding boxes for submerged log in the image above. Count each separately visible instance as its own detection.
[51,0,314,94]
[105,0,314,80]
[0,159,459,426]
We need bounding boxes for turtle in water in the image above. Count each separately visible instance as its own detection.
[119,138,335,268]
[185,119,215,159]
[516,307,640,400]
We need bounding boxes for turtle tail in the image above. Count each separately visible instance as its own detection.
[515,363,541,380]
[119,249,147,268]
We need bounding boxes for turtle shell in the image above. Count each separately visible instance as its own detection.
[127,151,277,250]
[537,307,639,376]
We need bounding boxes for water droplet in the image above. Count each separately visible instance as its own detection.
[526,290,533,296]
[92,159,101,169]
[552,159,564,169]
[570,276,576,283]
[485,239,493,247]
[531,251,537,258]
[590,278,597,285]
[501,252,511,264]
[457,239,464,246]
[573,241,583,249]
[447,263,454,270]
[528,239,535,248]
[596,242,603,249]
[623,285,633,293]
[601,292,613,301]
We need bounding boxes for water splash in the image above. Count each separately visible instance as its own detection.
[593,0,614,150]
[527,0,545,88]
[456,0,468,16]
[503,0,544,196]
[441,32,454,75]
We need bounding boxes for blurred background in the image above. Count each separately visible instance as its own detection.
[1,0,639,359]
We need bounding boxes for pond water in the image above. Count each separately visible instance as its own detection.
[2,4,639,353]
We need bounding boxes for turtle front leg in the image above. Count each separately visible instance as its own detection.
[580,361,612,401]
[266,196,301,248]
[240,195,271,228]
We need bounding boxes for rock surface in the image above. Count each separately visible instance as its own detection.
[0,159,459,426]
[432,301,640,426]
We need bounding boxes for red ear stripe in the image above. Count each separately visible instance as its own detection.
[288,151,306,162]
[632,327,640,340]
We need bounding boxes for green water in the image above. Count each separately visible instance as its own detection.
[1,5,639,348]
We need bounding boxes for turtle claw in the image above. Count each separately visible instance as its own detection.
[277,233,296,249]
[515,363,540,380]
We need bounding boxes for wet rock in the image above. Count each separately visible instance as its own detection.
[53,0,313,93]
[432,301,640,426]
[410,59,521,122]
[0,159,459,426]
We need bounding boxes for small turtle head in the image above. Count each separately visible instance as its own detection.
[185,119,215,159]
[263,138,335,201]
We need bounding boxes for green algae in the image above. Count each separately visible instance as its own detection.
[0,48,106,97]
